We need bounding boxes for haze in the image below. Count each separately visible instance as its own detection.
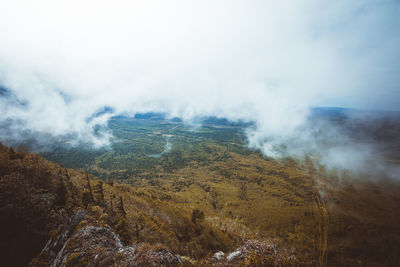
[0,0,399,161]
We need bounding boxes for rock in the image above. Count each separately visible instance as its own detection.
[31,209,191,267]
[227,250,242,261]
[213,251,225,260]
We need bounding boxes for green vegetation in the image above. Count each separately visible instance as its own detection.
[41,117,251,180]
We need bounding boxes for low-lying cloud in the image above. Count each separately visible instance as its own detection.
[0,0,399,177]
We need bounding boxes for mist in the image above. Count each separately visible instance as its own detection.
[0,0,399,177]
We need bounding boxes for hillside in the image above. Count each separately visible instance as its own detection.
[0,143,312,266]
[2,112,400,266]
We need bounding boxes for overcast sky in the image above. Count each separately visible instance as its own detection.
[0,0,399,148]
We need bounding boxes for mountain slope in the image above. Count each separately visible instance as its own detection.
[0,143,310,266]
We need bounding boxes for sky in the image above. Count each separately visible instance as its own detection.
[0,0,399,155]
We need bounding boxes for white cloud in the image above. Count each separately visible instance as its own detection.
[0,0,399,170]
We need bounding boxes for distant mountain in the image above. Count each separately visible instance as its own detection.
[311,106,400,119]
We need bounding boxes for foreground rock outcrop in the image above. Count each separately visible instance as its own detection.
[30,210,186,266]
[30,209,187,266]
[30,207,309,266]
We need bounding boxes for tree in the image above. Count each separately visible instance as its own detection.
[238,182,247,200]
[92,181,105,206]
[191,209,204,224]
[54,178,67,207]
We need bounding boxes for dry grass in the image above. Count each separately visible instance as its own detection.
[311,194,328,267]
